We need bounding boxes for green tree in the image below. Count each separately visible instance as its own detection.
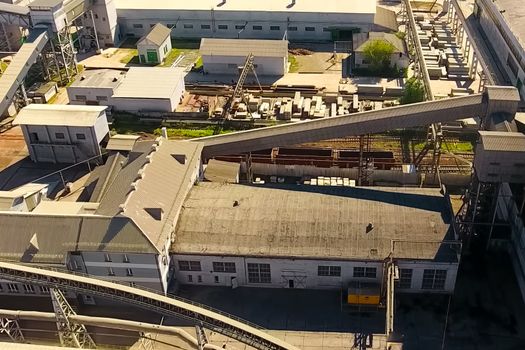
[400,77,426,104]
[362,39,396,73]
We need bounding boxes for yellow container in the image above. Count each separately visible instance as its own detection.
[347,294,380,305]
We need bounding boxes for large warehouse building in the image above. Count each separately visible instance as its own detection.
[115,0,397,41]
[172,183,459,293]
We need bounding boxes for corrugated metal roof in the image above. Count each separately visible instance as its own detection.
[137,23,171,47]
[173,183,455,262]
[106,134,140,151]
[112,67,185,99]
[204,159,239,183]
[479,131,525,151]
[70,69,125,88]
[0,213,157,264]
[200,38,288,58]
[14,104,107,127]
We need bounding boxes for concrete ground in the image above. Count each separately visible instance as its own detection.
[0,126,27,170]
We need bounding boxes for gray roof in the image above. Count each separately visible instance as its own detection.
[106,134,140,152]
[484,85,521,103]
[478,131,525,152]
[173,183,455,262]
[112,67,185,100]
[0,213,158,264]
[490,0,525,49]
[354,32,405,53]
[70,69,125,88]
[200,38,288,58]
[137,23,171,47]
[14,104,106,127]
[374,6,398,32]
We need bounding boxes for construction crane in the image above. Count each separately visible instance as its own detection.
[214,53,262,134]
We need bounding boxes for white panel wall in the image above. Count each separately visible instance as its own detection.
[111,97,173,112]
[202,55,286,75]
[67,86,115,106]
[172,254,459,293]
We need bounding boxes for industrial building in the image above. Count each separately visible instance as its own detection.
[116,0,397,41]
[0,137,203,298]
[353,32,409,70]
[137,23,172,64]
[14,104,110,164]
[200,38,289,76]
[67,67,186,113]
[474,0,525,96]
[172,183,459,292]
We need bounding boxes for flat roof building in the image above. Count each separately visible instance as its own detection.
[14,104,110,164]
[200,38,289,76]
[116,0,383,41]
[67,69,125,106]
[172,183,459,292]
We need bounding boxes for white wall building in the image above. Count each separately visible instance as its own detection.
[172,183,460,294]
[67,69,125,106]
[200,38,288,76]
[116,0,389,41]
[137,23,172,64]
[14,105,110,164]
[112,67,185,112]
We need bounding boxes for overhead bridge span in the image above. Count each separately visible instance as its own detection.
[0,261,299,350]
[195,92,506,158]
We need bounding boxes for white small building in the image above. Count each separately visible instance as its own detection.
[112,67,185,112]
[353,32,409,70]
[172,183,460,294]
[200,38,288,76]
[14,104,110,164]
[137,23,172,64]
[67,69,125,106]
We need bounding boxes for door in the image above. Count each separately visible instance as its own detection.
[288,279,294,288]
[147,50,158,63]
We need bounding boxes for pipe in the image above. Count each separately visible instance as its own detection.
[0,309,220,349]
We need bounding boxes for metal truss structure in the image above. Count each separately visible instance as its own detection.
[0,317,25,343]
[50,288,97,348]
[0,262,299,350]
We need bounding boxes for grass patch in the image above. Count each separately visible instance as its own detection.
[119,49,139,64]
[288,55,299,73]
[154,126,232,138]
[111,114,159,135]
[160,48,185,67]
[194,56,203,69]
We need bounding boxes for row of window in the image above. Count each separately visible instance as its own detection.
[30,132,86,143]
[0,283,49,294]
[75,95,108,102]
[133,23,330,32]
[178,261,448,290]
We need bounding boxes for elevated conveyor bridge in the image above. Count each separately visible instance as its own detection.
[0,261,300,350]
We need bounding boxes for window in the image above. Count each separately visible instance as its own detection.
[197,275,202,283]
[218,24,228,30]
[178,260,201,271]
[55,132,65,139]
[75,95,87,101]
[235,24,245,30]
[318,265,341,277]
[108,267,115,276]
[7,283,19,293]
[184,24,193,29]
[253,25,262,30]
[126,268,133,276]
[353,266,377,278]
[30,132,39,142]
[167,24,175,28]
[104,253,112,262]
[71,260,82,270]
[227,63,237,68]
[133,24,143,29]
[214,276,219,283]
[39,286,49,294]
[123,254,130,263]
[164,45,168,53]
[96,95,107,101]
[399,269,413,289]
[213,262,236,273]
[323,27,331,32]
[422,269,447,290]
[247,263,271,283]
[305,26,315,31]
[23,284,35,294]
[187,275,193,283]
[287,26,297,31]
[201,24,211,29]
[76,133,86,140]
[270,26,280,31]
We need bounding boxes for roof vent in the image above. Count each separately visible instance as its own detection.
[80,75,86,81]
[366,222,374,233]
[171,154,186,165]
[145,207,163,221]
[217,0,226,6]
[233,200,239,207]
[112,77,118,82]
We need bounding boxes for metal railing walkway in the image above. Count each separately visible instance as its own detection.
[0,261,299,350]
